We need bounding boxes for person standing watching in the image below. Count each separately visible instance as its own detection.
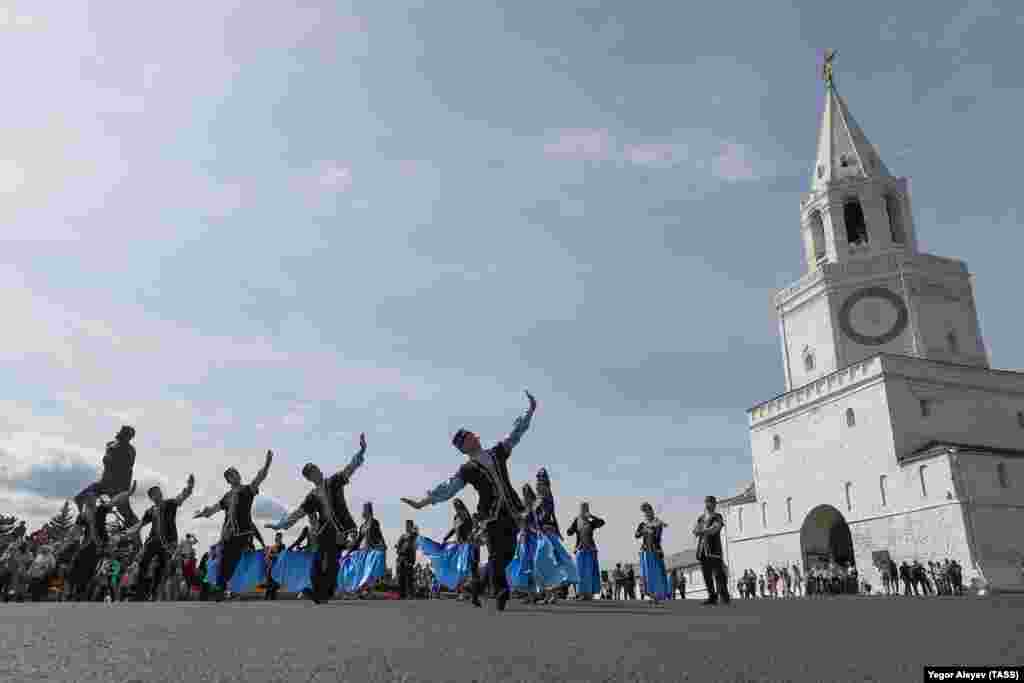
[694,495,730,606]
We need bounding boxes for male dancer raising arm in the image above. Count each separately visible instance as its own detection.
[265,434,366,604]
[120,474,195,601]
[193,450,273,599]
[402,391,536,612]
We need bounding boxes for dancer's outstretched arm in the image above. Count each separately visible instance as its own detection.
[174,475,196,506]
[122,511,153,539]
[402,472,466,510]
[499,391,537,453]
[193,502,222,519]
[250,451,273,489]
[265,506,307,532]
[338,433,367,481]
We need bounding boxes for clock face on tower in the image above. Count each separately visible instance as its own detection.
[838,287,910,346]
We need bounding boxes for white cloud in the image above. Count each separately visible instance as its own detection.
[713,142,763,182]
[542,129,777,184]
[282,412,306,428]
[318,163,354,191]
[543,129,612,161]
[0,159,26,194]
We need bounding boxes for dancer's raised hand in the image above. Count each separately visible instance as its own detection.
[401,497,426,510]
[525,390,537,413]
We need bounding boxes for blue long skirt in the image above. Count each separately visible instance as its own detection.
[208,550,266,593]
[534,532,579,590]
[575,549,601,595]
[337,549,386,592]
[418,537,474,590]
[270,550,314,593]
[336,551,361,593]
[639,551,670,600]
[358,549,386,589]
[506,531,538,591]
[204,544,221,586]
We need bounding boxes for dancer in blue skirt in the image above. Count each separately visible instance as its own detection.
[416,498,480,605]
[351,502,387,597]
[636,502,670,605]
[567,502,605,600]
[533,468,578,604]
[507,484,540,603]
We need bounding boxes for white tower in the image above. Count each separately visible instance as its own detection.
[779,70,989,391]
[716,57,1024,598]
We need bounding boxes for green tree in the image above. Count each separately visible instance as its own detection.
[0,514,18,537]
[45,500,76,542]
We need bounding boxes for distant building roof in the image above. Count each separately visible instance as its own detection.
[665,548,699,570]
[719,481,756,507]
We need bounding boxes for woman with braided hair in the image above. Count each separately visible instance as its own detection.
[532,468,578,605]
[636,502,670,606]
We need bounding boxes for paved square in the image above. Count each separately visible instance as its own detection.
[1,596,1021,682]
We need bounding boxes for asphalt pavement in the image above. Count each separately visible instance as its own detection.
[1,595,1021,682]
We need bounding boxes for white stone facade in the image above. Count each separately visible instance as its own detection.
[721,78,1024,594]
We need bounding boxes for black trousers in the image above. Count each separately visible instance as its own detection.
[397,561,415,599]
[700,557,730,603]
[75,481,138,527]
[218,535,254,591]
[475,515,517,600]
[69,543,101,599]
[624,582,636,600]
[310,534,340,602]
[135,540,170,601]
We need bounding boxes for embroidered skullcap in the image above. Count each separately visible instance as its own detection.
[452,429,470,449]
[301,463,318,479]
[223,467,239,482]
[119,425,136,439]
[147,485,161,497]
[536,468,550,485]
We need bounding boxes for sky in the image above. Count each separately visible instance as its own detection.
[1,1,1022,566]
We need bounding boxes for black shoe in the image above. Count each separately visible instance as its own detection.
[701,598,717,606]
[471,596,482,608]
[496,590,510,612]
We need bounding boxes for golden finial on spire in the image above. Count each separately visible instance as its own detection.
[822,49,838,90]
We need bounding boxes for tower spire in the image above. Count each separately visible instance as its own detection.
[811,52,891,192]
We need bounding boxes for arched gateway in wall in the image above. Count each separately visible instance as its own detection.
[800,504,855,570]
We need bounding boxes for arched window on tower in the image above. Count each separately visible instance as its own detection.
[1017,411,1024,429]
[845,408,856,428]
[772,435,781,452]
[844,482,853,511]
[737,508,744,534]
[997,462,1010,489]
[804,350,815,373]
[786,497,793,524]
[809,211,827,262]
[947,331,959,354]
[844,199,869,245]
[761,502,768,528]
[919,465,928,498]
[885,194,906,243]
[879,475,888,507]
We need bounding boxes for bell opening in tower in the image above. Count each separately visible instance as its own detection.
[844,200,868,246]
